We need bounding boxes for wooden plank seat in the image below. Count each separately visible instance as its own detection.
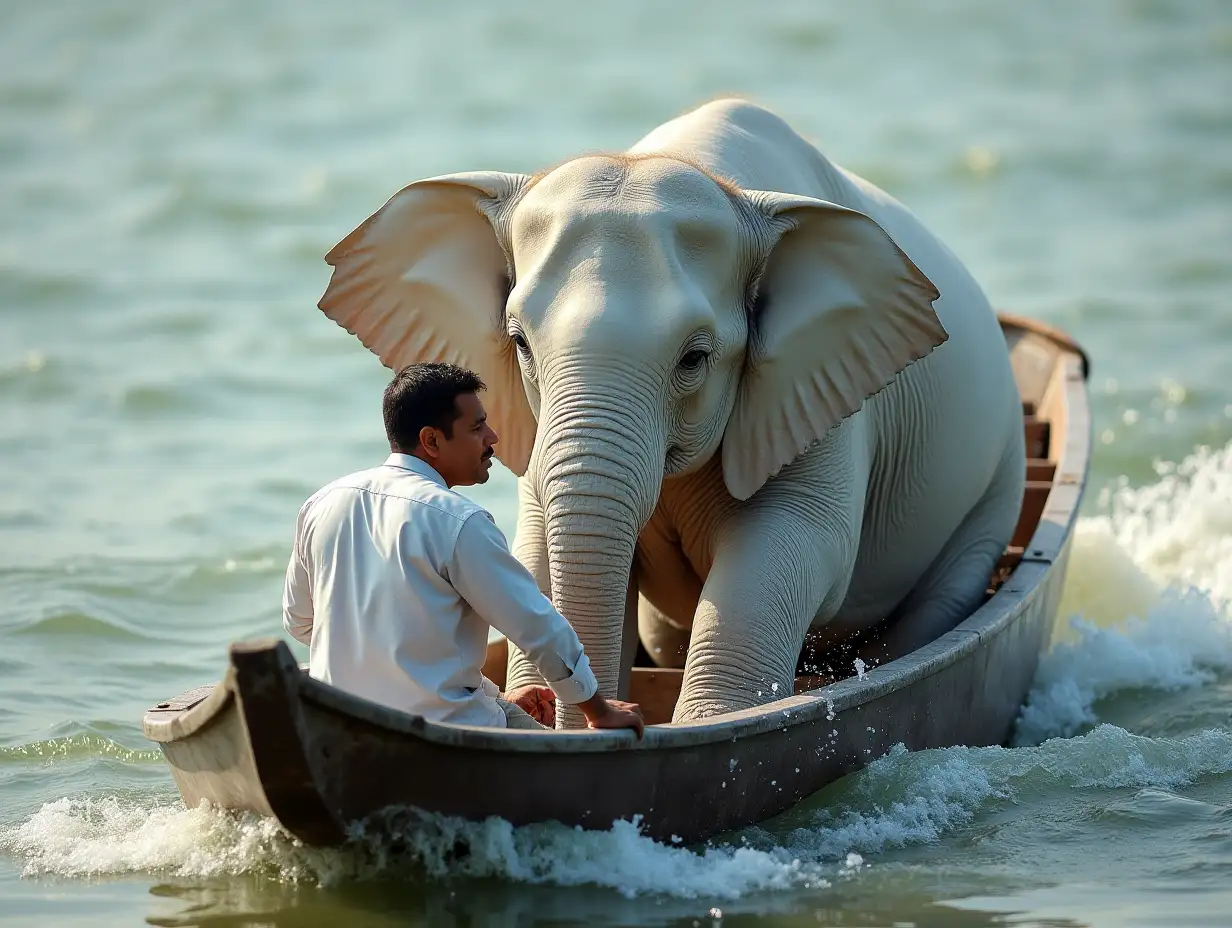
[1027,458,1055,482]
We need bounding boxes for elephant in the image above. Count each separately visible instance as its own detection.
[316,98,1025,726]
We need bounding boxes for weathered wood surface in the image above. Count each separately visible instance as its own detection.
[143,313,1092,847]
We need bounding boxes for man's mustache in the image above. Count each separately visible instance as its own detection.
[482,448,494,460]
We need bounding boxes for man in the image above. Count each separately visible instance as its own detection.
[282,361,644,736]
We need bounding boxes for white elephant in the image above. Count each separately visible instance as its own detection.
[317,98,1025,725]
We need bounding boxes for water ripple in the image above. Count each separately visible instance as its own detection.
[10,609,150,641]
[0,734,161,766]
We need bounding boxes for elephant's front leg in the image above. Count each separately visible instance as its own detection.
[503,476,552,693]
[673,476,861,721]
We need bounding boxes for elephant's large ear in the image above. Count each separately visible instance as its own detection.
[318,172,538,476]
[721,192,947,501]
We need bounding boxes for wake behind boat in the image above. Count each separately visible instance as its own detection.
[142,312,1090,847]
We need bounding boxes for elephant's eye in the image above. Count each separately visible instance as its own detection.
[679,349,709,371]
[511,332,530,354]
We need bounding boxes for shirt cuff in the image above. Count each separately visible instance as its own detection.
[543,650,599,705]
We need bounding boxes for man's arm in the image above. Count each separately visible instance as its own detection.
[450,512,596,704]
[282,511,313,645]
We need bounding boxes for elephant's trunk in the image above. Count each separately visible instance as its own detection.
[533,398,663,729]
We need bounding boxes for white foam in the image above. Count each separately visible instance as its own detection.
[782,724,1232,861]
[0,797,822,898]
[342,810,819,898]
[1014,441,1232,745]
[1013,592,1231,745]
[779,743,1008,859]
[9,724,1229,896]
[1093,443,1232,609]
[0,798,301,881]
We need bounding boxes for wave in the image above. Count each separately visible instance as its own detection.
[1013,589,1232,746]
[0,734,162,766]
[1014,441,1232,745]
[3,724,1228,897]
[11,609,149,641]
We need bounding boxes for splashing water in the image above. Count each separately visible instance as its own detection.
[1014,442,1232,746]
[0,799,820,898]
[1095,443,1232,609]
[3,442,1230,898]
[6,725,1230,897]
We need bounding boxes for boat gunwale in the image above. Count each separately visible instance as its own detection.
[143,671,237,743]
[143,323,1091,756]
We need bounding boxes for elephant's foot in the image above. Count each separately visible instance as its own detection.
[672,696,740,722]
[672,693,778,722]
[671,676,791,722]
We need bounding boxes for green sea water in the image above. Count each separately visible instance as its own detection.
[2,1,1231,925]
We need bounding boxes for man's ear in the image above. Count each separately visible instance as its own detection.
[417,427,440,458]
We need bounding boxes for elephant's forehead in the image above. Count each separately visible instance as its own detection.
[519,155,737,225]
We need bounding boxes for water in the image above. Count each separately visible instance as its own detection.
[2,0,1230,924]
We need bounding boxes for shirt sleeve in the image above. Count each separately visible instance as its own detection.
[281,507,314,645]
[449,511,599,706]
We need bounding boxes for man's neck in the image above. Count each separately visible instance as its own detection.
[393,447,452,487]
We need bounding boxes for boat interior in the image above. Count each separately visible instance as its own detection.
[484,315,1083,725]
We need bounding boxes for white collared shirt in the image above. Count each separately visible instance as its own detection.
[282,453,597,727]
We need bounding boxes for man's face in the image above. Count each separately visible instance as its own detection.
[431,392,499,487]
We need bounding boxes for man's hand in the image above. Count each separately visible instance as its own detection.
[502,685,556,727]
[577,692,645,739]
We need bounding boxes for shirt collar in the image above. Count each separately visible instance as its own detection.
[384,453,448,489]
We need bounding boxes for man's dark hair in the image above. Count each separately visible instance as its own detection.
[383,362,486,450]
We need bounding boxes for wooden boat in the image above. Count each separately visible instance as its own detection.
[143,313,1091,848]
